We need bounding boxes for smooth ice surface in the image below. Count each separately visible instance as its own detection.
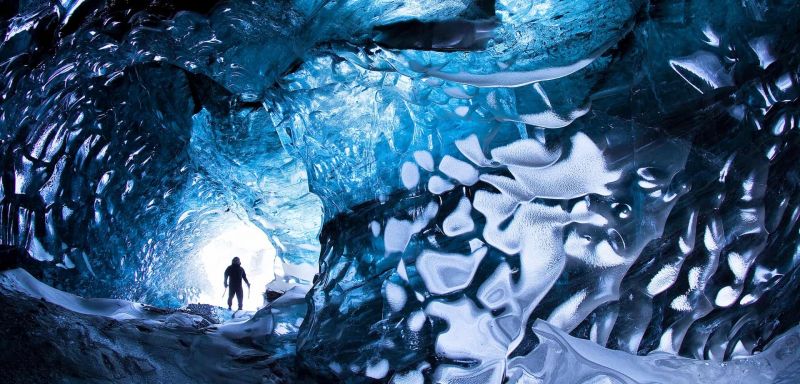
[2,0,800,382]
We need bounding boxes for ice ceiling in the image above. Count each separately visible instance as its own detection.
[1,0,799,382]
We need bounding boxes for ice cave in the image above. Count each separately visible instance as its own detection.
[1,0,799,383]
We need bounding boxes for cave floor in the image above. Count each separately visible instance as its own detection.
[0,269,312,384]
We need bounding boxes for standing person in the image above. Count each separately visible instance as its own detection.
[224,257,250,311]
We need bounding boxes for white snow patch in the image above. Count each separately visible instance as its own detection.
[428,175,455,195]
[401,162,420,189]
[439,155,479,186]
[366,359,390,379]
[443,196,475,236]
[413,150,434,171]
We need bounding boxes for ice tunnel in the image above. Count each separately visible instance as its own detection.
[1,0,800,383]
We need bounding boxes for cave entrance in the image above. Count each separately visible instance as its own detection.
[195,220,278,311]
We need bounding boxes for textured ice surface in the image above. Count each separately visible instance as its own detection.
[1,0,800,383]
[0,268,309,383]
[2,268,798,383]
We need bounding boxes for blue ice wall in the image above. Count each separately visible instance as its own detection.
[2,0,800,382]
[1,0,327,303]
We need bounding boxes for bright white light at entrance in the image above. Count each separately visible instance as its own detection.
[196,221,277,311]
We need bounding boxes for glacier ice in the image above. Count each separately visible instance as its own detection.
[1,0,800,383]
[0,268,310,383]
[1,267,798,383]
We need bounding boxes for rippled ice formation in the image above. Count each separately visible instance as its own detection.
[1,0,800,383]
[1,268,799,383]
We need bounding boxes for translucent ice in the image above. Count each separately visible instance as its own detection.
[2,0,800,383]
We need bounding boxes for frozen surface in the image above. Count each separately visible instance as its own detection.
[0,268,309,383]
[0,268,182,321]
[1,268,798,383]
[507,320,800,384]
[1,0,800,383]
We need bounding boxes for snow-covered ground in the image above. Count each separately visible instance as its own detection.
[0,268,310,383]
[0,268,797,383]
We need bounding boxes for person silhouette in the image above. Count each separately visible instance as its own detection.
[224,257,250,311]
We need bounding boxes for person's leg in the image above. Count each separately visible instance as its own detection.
[236,287,244,310]
[227,288,235,310]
